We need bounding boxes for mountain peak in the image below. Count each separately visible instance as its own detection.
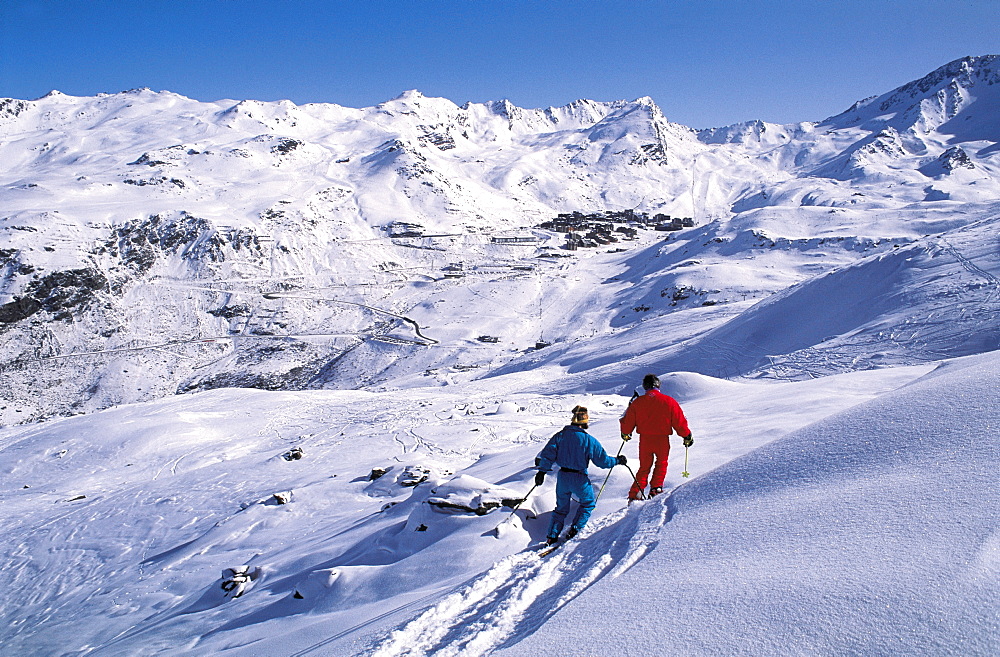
[823,54,1000,132]
[891,54,999,99]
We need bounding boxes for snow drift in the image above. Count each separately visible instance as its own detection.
[1,55,999,656]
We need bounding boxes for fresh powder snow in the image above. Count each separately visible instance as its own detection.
[1,55,998,655]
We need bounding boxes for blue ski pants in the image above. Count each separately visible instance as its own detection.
[547,470,596,539]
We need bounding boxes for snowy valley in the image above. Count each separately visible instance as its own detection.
[0,55,998,655]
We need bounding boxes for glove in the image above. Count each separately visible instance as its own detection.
[535,471,546,486]
[621,432,632,442]
[616,455,627,466]
[683,434,694,448]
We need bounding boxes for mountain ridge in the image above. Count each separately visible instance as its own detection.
[1,55,999,425]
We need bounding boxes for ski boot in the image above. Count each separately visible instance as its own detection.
[566,527,578,540]
[649,486,663,497]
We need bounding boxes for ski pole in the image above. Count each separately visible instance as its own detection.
[595,437,627,503]
[491,482,538,536]
[623,463,647,500]
[681,446,690,478]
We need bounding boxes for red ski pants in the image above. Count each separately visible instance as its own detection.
[630,434,670,496]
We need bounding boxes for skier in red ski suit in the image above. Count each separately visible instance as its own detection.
[619,373,692,500]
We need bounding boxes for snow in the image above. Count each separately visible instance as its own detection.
[1,55,999,655]
[494,352,1000,657]
[3,358,996,655]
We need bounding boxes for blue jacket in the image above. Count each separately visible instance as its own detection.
[537,425,617,473]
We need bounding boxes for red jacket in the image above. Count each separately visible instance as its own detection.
[620,389,691,439]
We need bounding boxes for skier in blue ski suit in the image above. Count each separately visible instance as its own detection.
[535,405,626,544]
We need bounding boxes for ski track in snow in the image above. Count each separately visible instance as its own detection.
[939,236,1000,298]
[365,495,672,656]
[3,58,1000,655]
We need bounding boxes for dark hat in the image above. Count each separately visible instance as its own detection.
[642,374,660,390]
[570,405,589,428]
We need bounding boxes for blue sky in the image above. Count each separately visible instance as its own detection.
[1,0,999,128]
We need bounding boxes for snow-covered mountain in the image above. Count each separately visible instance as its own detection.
[3,56,1000,425]
[1,55,999,656]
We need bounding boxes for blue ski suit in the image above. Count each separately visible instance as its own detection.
[536,425,618,539]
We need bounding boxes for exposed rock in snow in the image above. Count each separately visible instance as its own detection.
[425,474,523,515]
[1,56,999,427]
[1,53,999,657]
[219,565,262,599]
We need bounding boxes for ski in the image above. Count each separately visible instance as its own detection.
[535,532,579,557]
[536,540,564,557]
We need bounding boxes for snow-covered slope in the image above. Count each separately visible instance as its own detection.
[3,55,1000,425]
[494,351,1000,657]
[1,54,999,656]
[1,353,995,655]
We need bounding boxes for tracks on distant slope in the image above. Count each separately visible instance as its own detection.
[938,237,1000,301]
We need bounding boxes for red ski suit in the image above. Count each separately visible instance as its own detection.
[620,389,691,496]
